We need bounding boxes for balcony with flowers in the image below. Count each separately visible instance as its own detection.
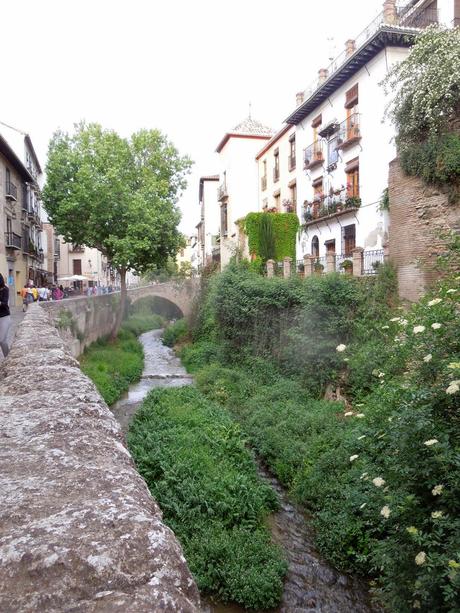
[303,140,324,170]
[302,187,361,227]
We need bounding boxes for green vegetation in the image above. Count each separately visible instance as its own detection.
[242,212,299,261]
[127,386,287,609]
[162,318,188,347]
[180,260,460,611]
[383,27,460,198]
[80,314,164,405]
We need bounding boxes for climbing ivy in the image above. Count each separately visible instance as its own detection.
[243,212,299,261]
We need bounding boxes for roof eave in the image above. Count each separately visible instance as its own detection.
[0,135,34,182]
[285,27,418,125]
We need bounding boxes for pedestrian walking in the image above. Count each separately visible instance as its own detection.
[21,282,34,312]
[38,285,48,302]
[0,274,11,357]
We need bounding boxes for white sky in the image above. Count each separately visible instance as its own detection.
[2,0,383,234]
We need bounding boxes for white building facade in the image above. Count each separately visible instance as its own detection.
[287,0,450,273]
[196,175,219,269]
[215,117,274,268]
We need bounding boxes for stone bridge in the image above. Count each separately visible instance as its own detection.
[127,278,199,319]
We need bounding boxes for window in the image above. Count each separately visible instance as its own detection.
[73,259,82,275]
[221,202,228,236]
[346,158,359,198]
[261,160,267,191]
[311,236,319,257]
[290,183,297,209]
[312,114,322,156]
[263,159,267,178]
[273,149,279,182]
[345,84,358,108]
[325,239,336,254]
[274,193,281,211]
[6,217,12,235]
[342,224,356,255]
[345,83,359,141]
[313,177,323,202]
[288,134,296,171]
[327,136,339,169]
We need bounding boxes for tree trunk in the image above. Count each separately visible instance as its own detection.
[110,267,127,341]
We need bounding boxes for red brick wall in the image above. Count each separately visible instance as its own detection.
[388,159,460,302]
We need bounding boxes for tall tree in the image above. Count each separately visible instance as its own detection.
[258,213,276,262]
[43,122,192,337]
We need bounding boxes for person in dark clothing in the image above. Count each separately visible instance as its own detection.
[0,274,11,357]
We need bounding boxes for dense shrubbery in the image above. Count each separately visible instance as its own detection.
[127,386,287,609]
[182,261,460,611]
[162,318,188,347]
[80,314,164,405]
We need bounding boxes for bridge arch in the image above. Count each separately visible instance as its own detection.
[127,279,199,321]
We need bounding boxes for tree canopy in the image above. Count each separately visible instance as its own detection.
[43,122,192,335]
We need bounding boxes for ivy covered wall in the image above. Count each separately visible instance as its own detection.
[242,212,299,261]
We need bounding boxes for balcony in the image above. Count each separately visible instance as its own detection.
[6,181,17,201]
[273,167,280,183]
[336,114,361,150]
[303,141,324,170]
[261,175,267,191]
[398,6,439,29]
[217,182,228,201]
[288,154,296,171]
[5,232,22,250]
[302,192,361,227]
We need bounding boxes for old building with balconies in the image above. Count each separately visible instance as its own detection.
[286,0,456,273]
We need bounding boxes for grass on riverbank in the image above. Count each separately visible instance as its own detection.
[80,314,164,405]
[127,386,287,610]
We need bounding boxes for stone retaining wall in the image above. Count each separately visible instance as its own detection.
[0,305,201,612]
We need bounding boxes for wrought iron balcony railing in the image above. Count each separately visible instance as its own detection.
[6,181,18,201]
[303,141,324,169]
[4,232,22,249]
[336,114,361,149]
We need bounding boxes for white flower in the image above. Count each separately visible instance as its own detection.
[349,454,359,462]
[344,411,353,416]
[413,325,425,334]
[432,484,444,496]
[413,600,421,609]
[359,503,367,509]
[423,354,432,363]
[336,344,346,352]
[447,362,460,369]
[400,319,408,326]
[446,289,457,294]
[424,439,438,446]
[378,371,385,378]
[388,417,393,422]
[372,477,385,487]
[415,551,426,566]
[357,435,366,440]
[446,380,460,395]
[381,325,389,330]
[428,298,442,306]
[343,357,349,362]
[360,472,368,480]
[390,317,400,322]
[431,511,443,519]
[380,505,391,518]
[431,322,442,330]
[356,413,365,418]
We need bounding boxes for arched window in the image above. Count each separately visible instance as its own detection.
[311,236,319,257]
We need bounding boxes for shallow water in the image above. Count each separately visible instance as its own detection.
[111,329,376,612]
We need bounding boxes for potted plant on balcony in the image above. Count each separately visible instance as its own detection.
[345,196,362,209]
[303,209,313,222]
[340,259,353,274]
[283,198,294,213]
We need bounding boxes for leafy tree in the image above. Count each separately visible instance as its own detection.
[43,122,192,337]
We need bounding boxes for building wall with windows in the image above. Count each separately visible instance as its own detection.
[216,120,273,269]
[197,175,219,268]
[57,241,110,287]
[293,44,409,262]
[256,125,297,214]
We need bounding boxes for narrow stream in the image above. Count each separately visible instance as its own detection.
[111,330,376,613]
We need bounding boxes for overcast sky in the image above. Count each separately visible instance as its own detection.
[2,0,383,234]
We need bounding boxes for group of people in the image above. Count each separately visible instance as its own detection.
[20,281,66,311]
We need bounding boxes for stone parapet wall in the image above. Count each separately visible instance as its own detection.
[0,305,201,612]
[388,159,460,302]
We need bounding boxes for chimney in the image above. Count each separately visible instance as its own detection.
[383,0,397,24]
[296,91,304,106]
[318,68,329,84]
[345,39,356,57]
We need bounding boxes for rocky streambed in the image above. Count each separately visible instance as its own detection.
[111,329,376,613]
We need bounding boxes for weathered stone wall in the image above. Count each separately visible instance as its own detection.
[388,159,460,302]
[0,305,201,612]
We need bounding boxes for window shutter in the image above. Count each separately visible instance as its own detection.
[345,84,359,108]
[311,114,322,128]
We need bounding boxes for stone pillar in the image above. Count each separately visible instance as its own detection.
[352,247,364,277]
[318,68,329,84]
[345,39,356,57]
[283,257,292,279]
[383,0,397,24]
[304,254,315,277]
[326,252,336,274]
[266,259,275,278]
